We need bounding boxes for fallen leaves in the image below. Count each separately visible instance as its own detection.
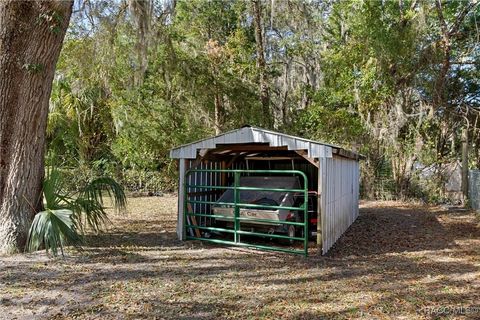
[0,197,478,319]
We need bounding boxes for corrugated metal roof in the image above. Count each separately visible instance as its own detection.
[169,125,359,160]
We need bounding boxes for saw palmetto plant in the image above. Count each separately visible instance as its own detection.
[26,168,126,257]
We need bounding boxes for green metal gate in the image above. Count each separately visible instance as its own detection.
[184,169,309,256]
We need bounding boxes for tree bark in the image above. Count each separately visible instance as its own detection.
[461,126,469,205]
[434,0,477,109]
[476,135,480,170]
[252,0,272,128]
[214,88,223,135]
[0,0,73,254]
[129,0,153,86]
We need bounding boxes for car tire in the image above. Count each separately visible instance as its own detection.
[287,225,296,245]
[279,224,296,245]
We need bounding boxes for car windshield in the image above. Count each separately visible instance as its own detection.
[215,176,300,207]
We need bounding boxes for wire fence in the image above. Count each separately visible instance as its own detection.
[469,170,480,211]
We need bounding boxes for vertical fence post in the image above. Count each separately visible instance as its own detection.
[234,171,240,243]
[470,170,480,211]
[184,170,189,238]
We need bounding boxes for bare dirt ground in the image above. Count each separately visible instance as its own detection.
[0,196,479,320]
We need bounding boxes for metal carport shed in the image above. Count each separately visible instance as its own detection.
[170,125,361,255]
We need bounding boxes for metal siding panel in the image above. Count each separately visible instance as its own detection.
[336,160,341,244]
[177,160,186,240]
[240,126,255,143]
[319,158,326,253]
[325,159,329,252]
[329,159,332,251]
[332,159,335,247]
[286,137,296,150]
[277,133,283,147]
[296,140,305,151]
[313,145,320,158]
[334,160,338,243]
[330,159,334,252]
[316,158,322,248]
[332,159,336,249]
[319,145,332,158]
[356,161,360,218]
[214,135,224,145]
[251,129,261,143]
[320,157,359,254]
[276,134,282,147]
[340,160,344,241]
[309,144,316,158]
[328,159,332,251]
[325,160,329,252]
[324,159,328,253]
[329,159,334,251]
[328,160,331,251]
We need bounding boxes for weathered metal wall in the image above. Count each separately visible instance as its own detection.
[320,156,360,254]
[170,126,333,159]
[469,170,480,211]
[176,160,187,240]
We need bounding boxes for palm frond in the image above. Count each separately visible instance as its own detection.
[43,168,65,209]
[26,168,126,256]
[73,197,111,233]
[26,209,83,256]
[81,177,127,213]
[77,177,127,232]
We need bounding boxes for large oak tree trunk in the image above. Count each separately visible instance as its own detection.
[0,1,72,254]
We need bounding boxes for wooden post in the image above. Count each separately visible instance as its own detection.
[221,161,226,186]
[461,127,469,205]
[187,203,201,238]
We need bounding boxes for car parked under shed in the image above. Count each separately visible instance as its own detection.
[170,125,361,255]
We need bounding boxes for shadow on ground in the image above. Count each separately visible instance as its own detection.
[326,203,474,257]
[1,198,478,320]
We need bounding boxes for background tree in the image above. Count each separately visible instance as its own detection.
[42,0,480,203]
[252,0,272,128]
